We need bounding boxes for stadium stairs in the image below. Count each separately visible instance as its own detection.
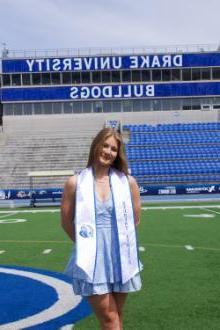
[0,114,105,189]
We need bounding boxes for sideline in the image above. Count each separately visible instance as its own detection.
[0,204,220,214]
[202,208,220,215]
[0,239,70,243]
[0,240,219,252]
[142,242,220,252]
[0,209,60,214]
[142,205,220,210]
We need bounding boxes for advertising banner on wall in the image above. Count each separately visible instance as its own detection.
[0,188,62,201]
[139,184,220,195]
[0,184,220,204]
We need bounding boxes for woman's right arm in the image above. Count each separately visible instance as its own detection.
[60,175,77,241]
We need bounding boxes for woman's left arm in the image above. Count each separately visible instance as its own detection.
[128,175,141,226]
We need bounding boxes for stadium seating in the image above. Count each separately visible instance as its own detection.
[124,122,220,185]
[1,111,219,190]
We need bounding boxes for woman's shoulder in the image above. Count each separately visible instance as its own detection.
[64,175,78,194]
[127,175,139,192]
[127,175,138,185]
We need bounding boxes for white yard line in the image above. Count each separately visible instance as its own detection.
[0,240,69,244]
[0,205,219,214]
[0,209,59,214]
[143,242,220,252]
[202,208,220,216]
[142,205,220,210]
[0,239,219,252]
[183,214,215,218]
[0,212,18,219]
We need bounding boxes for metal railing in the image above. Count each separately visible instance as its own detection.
[1,43,220,59]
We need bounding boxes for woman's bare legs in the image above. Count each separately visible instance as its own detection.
[112,292,128,330]
[87,292,128,330]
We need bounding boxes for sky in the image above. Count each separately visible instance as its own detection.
[1,0,220,53]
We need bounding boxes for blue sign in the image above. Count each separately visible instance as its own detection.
[2,52,220,73]
[0,265,91,329]
[1,184,220,202]
[2,82,220,102]
[0,188,62,200]
[139,184,220,195]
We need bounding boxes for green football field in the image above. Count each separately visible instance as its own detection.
[0,201,220,329]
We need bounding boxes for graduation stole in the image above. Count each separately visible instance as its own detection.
[75,166,139,284]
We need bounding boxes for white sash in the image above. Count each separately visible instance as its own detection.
[75,167,139,284]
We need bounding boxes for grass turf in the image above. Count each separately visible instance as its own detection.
[0,203,220,329]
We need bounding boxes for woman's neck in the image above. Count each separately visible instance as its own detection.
[93,165,110,181]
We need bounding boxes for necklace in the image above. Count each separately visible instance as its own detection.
[96,179,108,183]
[95,176,109,183]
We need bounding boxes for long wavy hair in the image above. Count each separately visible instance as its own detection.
[87,127,128,175]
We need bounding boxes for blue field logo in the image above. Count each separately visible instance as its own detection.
[0,265,92,329]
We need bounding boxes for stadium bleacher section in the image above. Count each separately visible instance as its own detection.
[124,122,220,186]
[0,111,219,202]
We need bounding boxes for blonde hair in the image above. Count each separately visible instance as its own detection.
[87,127,128,175]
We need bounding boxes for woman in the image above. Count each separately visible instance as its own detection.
[61,127,142,330]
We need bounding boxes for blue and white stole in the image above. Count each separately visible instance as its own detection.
[75,166,139,284]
